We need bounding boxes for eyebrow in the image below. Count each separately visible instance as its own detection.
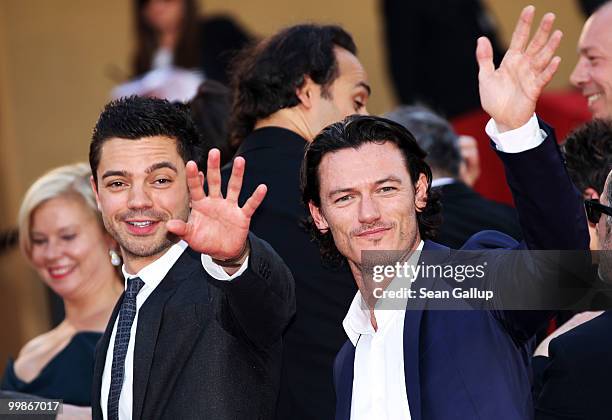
[356,81,371,96]
[101,161,178,180]
[327,176,402,197]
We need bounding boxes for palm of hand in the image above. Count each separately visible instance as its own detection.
[480,50,542,128]
[184,195,250,258]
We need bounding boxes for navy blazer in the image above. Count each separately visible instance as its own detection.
[334,123,590,420]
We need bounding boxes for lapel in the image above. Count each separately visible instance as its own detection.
[92,293,124,418]
[334,342,356,420]
[402,240,449,420]
[131,248,201,420]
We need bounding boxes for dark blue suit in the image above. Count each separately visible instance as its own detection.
[334,123,590,420]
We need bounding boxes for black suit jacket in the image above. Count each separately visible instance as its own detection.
[434,181,523,248]
[91,234,295,420]
[221,128,357,420]
[534,310,612,419]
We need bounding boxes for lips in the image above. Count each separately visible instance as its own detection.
[47,265,76,280]
[355,226,391,240]
[124,220,160,235]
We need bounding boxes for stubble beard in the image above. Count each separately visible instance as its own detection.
[102,206,190,261]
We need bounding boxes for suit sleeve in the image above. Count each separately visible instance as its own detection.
[487,121,590,341]
[207,232,296,348]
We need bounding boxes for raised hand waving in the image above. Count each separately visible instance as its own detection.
[166,149,266,271]
[477,5,563,132]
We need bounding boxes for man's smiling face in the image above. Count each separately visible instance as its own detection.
[308,141,427,268]
[92,136,190,271]
[570,4,612,119]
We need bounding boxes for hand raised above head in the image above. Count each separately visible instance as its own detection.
[166,149,267,262]
[477,5,563,132]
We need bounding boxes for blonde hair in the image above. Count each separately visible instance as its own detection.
[18,163,100,258]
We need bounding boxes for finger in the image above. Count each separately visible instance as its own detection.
[226,157,245,203]
[525,12,555,57]
[537,55,561,88]
[508,5,535,52]
[186,161,205,202]
[532,29,563,72]
[476,37,495,79]
[166,219,189,237]
[242,184,267,219]
[206,149,222,197]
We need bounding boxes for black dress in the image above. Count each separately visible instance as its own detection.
[1,332,101,406]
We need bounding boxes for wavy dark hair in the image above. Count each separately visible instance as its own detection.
[228,24,356,147]
[132,0,200,77]
[301,115,442,265]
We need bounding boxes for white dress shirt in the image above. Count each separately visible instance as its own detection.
[343,115,546,419]
[100,240,248,420]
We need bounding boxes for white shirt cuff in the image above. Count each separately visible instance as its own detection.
[485,114,547,153]
[201,254,249,281]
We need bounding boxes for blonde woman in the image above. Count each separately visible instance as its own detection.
[1,163,123,417]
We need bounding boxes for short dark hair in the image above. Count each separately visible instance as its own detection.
[384,105,461,178]
[90,96,204,184]
[562,119,612,195]
[301,115,442,265]
[229,24,357,147]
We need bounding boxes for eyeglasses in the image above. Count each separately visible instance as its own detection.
[585,198,612,224]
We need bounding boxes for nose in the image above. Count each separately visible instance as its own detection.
[42,238,62,262]
[127,184,154,210]
[570,56,589,88]
[358,194,381,224]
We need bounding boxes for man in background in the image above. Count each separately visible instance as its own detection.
[225,24,370,419]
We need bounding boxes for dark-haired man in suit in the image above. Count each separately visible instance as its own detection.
[89,96,295,420]
[303,7,589,419]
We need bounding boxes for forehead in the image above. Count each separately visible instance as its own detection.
[32,196,93,228]
[317,141,409,190]
[333,47,368,87]
[580,7,612,53]
[97,136,184,172]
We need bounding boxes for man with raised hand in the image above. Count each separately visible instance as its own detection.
[89,96,295,420]
[302,6,588,419]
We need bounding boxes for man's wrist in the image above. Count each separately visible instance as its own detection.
[211,240,250,268]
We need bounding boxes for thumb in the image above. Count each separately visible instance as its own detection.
[166,219,188,237]
[476,36,495,79]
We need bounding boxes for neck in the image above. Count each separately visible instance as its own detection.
[254,108,315,142]
[63,273,123,332]
[159,29,179,50]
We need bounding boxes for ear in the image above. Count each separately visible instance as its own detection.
[296,76,318,109]
[308,201,330,232]
[414,173,428,213]
[90,175,102,211]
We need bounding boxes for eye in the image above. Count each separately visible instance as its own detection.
[334,195,353,204]
[153,178,172,186]
[31,238,47,246]
[61,234,77,241]
[378,186,396,193]
[107,180,126,189]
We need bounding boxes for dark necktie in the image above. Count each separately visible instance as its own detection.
[107,276,145,420]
